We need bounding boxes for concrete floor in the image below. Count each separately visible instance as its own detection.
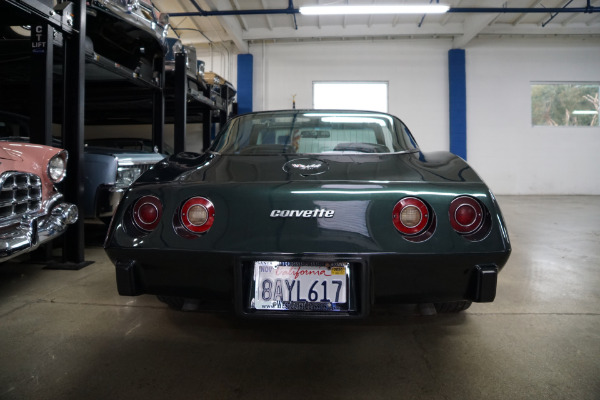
[0,196,599,400]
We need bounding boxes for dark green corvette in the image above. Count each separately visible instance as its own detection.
[104,110,511,318]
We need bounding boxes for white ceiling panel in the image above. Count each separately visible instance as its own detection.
[151,0,600,50]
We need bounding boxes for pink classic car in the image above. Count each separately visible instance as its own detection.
[0,142,78,261]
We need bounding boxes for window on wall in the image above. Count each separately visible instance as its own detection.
[531,83,600,127]
[313,82,388,113]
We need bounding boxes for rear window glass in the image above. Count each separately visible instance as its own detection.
[211,111,419,155]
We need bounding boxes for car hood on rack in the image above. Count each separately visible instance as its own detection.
[84,146,166,163]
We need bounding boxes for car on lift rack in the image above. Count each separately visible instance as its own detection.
[86,0,169,82]
[104,109,511,318]
[0,141,78,262]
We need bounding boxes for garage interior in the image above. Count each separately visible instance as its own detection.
[1,1,599,399]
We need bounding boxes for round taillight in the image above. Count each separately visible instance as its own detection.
[181,197,215,233]
[393,197,430,235]
[449,196,484,234]
[132,195,162,232]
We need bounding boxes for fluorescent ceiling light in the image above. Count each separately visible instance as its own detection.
[299,5,450,15]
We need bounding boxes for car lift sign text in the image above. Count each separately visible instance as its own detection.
[32,26,47,54]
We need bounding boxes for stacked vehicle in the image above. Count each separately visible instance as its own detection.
[0,141,77,261]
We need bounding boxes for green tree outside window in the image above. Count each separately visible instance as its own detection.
[531,83,599,127]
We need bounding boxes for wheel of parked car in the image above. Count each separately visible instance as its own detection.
[434,301,472,313]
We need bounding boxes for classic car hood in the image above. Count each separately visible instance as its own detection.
[142,150,483,185]
[0,146,21,161]
[85,146,166,165]
[85,146,163,157]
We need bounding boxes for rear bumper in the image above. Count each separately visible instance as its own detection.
[107,248,508,318]
[0,202,78,261]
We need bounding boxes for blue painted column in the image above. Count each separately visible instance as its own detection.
[237,54,253,114]
[448,49,467,160]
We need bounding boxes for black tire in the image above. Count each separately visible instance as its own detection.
[434,300,472,313]
[157,295,185,310]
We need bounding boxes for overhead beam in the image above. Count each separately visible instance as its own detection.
[447,6,599,14]
[204,0,248,52]
[482,23,600,35]
[512,0,543,25]
[231,0,248,31]
[452,0,505,48]
[260,0,273,30]
[168,5,600,17]
[242,24,465,41]
[240,23,600,42]
[453,12,500,48]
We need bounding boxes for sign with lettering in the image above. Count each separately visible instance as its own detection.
[31,25,47,54]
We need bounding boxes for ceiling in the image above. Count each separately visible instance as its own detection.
[152,0,600,52]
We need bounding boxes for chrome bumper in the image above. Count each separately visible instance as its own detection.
[96,185,125,219]
[0,203,78,262]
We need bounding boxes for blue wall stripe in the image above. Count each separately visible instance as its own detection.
[448,49,467,160]
[237,54,253,114]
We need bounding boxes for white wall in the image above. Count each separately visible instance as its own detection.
[246,37,600,195]
[466,38,600,195]
[249,40,452,153]
[194,43,237,83]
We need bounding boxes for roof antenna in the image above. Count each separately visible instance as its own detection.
[292,94,297,109]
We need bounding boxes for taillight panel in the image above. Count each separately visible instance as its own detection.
[449,196,483,234]
[393,197,428,235]
[179,197,215,235]
[132,195,162,232]
[449,196,492,241]
[393,197,436,242]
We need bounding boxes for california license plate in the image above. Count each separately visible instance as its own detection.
[252,261,349,311]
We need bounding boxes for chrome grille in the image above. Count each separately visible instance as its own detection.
[136,163,154,175]
[0,172,43,221]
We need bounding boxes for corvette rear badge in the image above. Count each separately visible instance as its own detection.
[283,158,329,176]
[270,209,335,218]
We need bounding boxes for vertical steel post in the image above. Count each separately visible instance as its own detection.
[153,56,165,154]
[174,52,187,153]
[62,0,87,265]
[236,54,253,115]
[202,109,212,152]
[448,49,467,160]
[30,23,53,146]
[29,22,54,262]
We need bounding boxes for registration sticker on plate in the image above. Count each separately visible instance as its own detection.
[252,261,349,311]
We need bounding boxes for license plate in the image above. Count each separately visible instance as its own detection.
[252,261,349,312]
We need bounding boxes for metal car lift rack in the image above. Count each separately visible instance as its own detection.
[0,0,233,267]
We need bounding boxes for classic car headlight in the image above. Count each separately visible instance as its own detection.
[116,166,142,189]
[48,152,67,183]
